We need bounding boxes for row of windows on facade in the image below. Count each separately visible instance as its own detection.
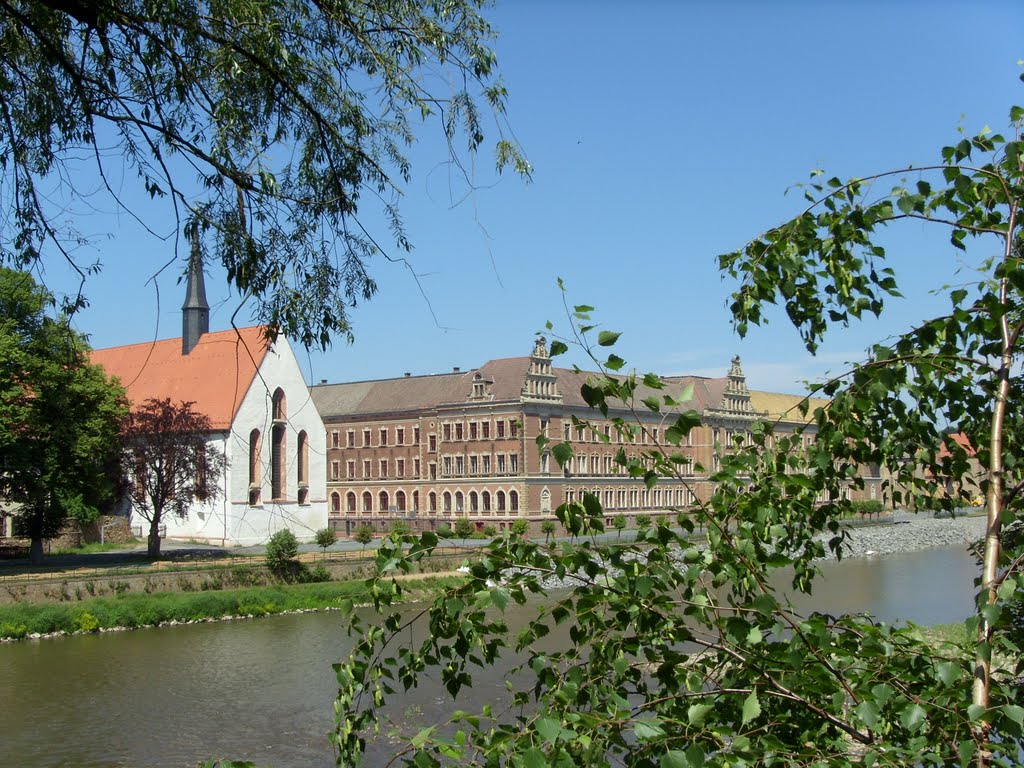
[329,453,524,481]
[564,486,699,510]
[552,420,696,447]
[329,488,521,514]
[247,389,310,506]
[328,418,522,451]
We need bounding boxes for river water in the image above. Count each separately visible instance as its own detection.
[0,545,980,768]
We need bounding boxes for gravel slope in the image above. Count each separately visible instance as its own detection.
[822,513,988,560]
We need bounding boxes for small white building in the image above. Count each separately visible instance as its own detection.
[92,251,327,545]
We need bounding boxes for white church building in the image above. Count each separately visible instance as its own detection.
[92,253,327,545]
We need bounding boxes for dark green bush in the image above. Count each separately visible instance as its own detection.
[265,529,299,574]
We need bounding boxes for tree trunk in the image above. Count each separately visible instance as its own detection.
[29,536,44,565]
[147,517,162,558]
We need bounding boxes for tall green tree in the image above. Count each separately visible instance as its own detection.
[330,98,1024,768]
[0,0,529,345]
[0,268,127,564]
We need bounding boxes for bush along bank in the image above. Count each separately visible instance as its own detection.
[0,576,463,641]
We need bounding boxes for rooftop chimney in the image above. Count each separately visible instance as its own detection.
[181,229,209,355]
[453,367,460,373]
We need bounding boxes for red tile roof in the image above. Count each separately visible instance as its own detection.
[91,326,270,429]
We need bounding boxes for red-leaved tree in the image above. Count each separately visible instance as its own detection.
[122,398,227,557]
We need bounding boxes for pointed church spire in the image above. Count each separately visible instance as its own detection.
[182,228,209,355]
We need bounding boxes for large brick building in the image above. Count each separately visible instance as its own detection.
[311,338,883,536]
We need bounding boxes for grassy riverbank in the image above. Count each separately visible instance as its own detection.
[0,575,462,640]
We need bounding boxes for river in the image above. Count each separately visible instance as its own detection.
[0,545,980,767]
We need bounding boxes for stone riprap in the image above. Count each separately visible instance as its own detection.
[820,512,987,560]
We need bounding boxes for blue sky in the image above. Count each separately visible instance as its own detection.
[37,1,1024,395]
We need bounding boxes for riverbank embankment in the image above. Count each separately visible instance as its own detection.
[822,512,987,559]
[0,575,463,641]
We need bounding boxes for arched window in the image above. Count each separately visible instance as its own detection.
[455,492,464,512]
[271,390,287,500]
[396,490,406,512]
[510,490,519,512]
[497,490,506,512]
[363,491,373,512]
[482,491,491,511]
[330,492,341,513]
[347,492,357,513]
[443,492,452,513]
[379,490,389,513]
[469,491,479,512]
[412,490,420,512]
[272,388,287,421]
[248,429,262,506]
[296,430,309,504]
[428,492,437,513]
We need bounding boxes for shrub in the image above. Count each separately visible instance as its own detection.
[0,623,28,640]
[436,524,453,539]
[389,519,410,536]
[540,520,556,541]
[73,611,100,633]
[453,518,475,538]
[511,519,529,536]
[265,529,300,574]
[482,524,497,537]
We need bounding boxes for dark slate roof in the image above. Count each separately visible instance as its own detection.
[310,356,730,419]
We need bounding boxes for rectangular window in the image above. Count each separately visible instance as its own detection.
[540,418,549,436]
[379,428,388,446]
[363,459,371,478]
[470,455,478,475]
[347,430,355,448]
[497,454,506,474]
[469,422,478,440]
[443,456,452,476]
[429,462,437,480]
[563,422,571,440]
[396,427,405,445]
[331,431,340,448]
[413,458,421,478]
[510,420,518,438]
[604,425,611,440]
[331,461,340,480]
[443,423,451,441]
[455,422,464,440]
[379,459,388,479]
[482,421,490,439]
[429,434,437,452]
[455,456,464,475]
[362,429,371,447]
[346,460,355,479]
[397,458,405,478]
[510,454,519,473]
[482,454,491,474]
[413,426,420,444]
[652,427,659,443]
[496,421,505,439]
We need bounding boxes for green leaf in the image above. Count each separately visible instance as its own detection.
[490,587,509,612]
[935,661,960,687]
[1004,705,1024,726]
[688,703,714,726]
[535,717,561,742]
[549,340,568,357]
[597,330,621,347]
[633,718,666,741]
[518,746,549,768]
[857,700,881,728]
[900,703,927,733]
[741,690,761,725]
